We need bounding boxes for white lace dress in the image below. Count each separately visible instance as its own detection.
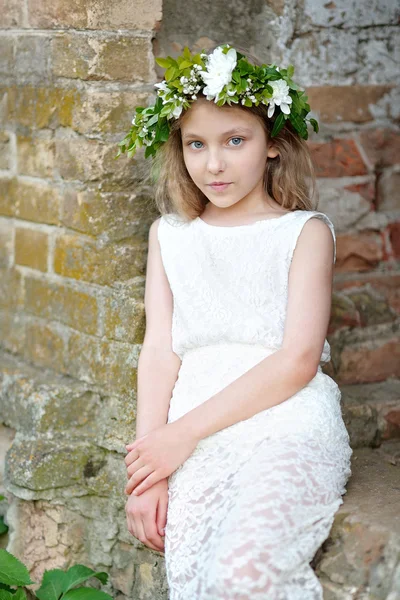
[157,209,353,600]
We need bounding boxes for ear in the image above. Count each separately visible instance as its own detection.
[267,145,279,159]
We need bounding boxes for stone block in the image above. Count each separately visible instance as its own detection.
[51,33,154,83]
[0,221,12,268]
[306,84,395,123]
[309,139,368,178]
[28,0,162,31]
[0,0,24,27]
[24,276,99,335]
[0,37,14,78]
[335,273,400,317]
[67,331,140,397]
[103,292,145,344]
[55,137,139,183]
[15,35,50,80]
[0,310,26,355]
[17,133,55,178]
[70,89,149,135]
[0,268,23,309]
[0,177,15,217]
[15,227,48,271]
[377,167,400,211]
[54,233,147,285]
[337,333,400,385]
[359,128,400,169]
[12,178,60,225]
[61,187,156,241]
[0,131,11,170]
[24,320,66,371]
[336,231,383,272]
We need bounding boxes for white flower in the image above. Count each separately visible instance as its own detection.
[198,46,237,101]
[267,79,292,118]
[154,80,169,94]
[172,104,183,118]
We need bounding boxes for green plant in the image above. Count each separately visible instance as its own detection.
[0,549,113,600]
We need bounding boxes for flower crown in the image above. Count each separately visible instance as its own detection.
[116,44,319,160]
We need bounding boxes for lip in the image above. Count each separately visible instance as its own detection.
[208,182,232,191]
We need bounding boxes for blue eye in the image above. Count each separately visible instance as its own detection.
[230,137,243,146]
[189,141,204,149]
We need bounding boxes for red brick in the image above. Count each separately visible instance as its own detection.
[359,128,400,169]
[309,139,368,177]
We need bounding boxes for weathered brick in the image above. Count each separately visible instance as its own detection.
[17,133,55,178]
[377,168,400,211]
[12,179,60,225]
[70,89,149,135]
[28,0,162,31]
[24,276,99,335]
[337,337,400,385]
[15,36,50,80]
[67,331,140,396]
[23,320,66,372]
[55,137,138,182]
[51,33,154,83]
[0,268,23,309]
[53,233,146,285]
[61,187,156,240]
[0,131,11,170]
[335,273,400,316]
[359,128,400,169]
[0,0,24,27]
[15,227,49,271]
[0,221,12,267]
[0,37,14,77]
[0,309,26,354]
[309,139,368,178]
[336,231,384,272]
[306,85,395,124]
[103,293,145,343]
[0,178,14,217]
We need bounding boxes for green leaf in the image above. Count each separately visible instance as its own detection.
[177,60,192,69]
[270,111,286,137]
[155,57,171,69]
[289,111,308,138]
[0,518,8,535]
[0,589,14,600]
[309,118,319,133]
[0,550,34,587]
[62,589,113,600]
[165,66,179,81]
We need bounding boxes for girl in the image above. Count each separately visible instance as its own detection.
[121,43,353,599]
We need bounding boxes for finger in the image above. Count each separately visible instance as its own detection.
[142,512,165,552]
[125,505,137,540]
[125,465,153,495]
[126,455,144,479]
[156,495,168,538]
[124,448,140,467]
[132,471,162,496]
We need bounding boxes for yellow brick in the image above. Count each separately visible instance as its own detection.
[15,228,48,271]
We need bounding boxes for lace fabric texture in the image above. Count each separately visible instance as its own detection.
[157,210,353,600]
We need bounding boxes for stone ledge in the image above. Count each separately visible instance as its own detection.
[315,441,400,599]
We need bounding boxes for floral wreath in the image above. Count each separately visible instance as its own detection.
[116,43,319,160]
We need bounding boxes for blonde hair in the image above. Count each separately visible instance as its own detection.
[151,42,319,222]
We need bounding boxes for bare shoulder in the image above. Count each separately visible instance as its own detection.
[294,216,335,264]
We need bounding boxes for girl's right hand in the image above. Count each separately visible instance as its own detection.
[125,477,169,553]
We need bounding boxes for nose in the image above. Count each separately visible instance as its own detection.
[206,148,226,174]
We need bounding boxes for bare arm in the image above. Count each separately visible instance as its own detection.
[135,217,182,440]
[177,218,335,442]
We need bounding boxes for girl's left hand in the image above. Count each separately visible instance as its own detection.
[124,422,199,496]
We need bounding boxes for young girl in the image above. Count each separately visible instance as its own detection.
[121,43,353,599]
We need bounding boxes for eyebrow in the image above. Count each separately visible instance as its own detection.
[182,127,253,140]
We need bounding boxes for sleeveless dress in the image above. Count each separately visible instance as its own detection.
[157,209,353,600]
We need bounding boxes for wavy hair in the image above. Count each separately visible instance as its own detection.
[151,42,319,222]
